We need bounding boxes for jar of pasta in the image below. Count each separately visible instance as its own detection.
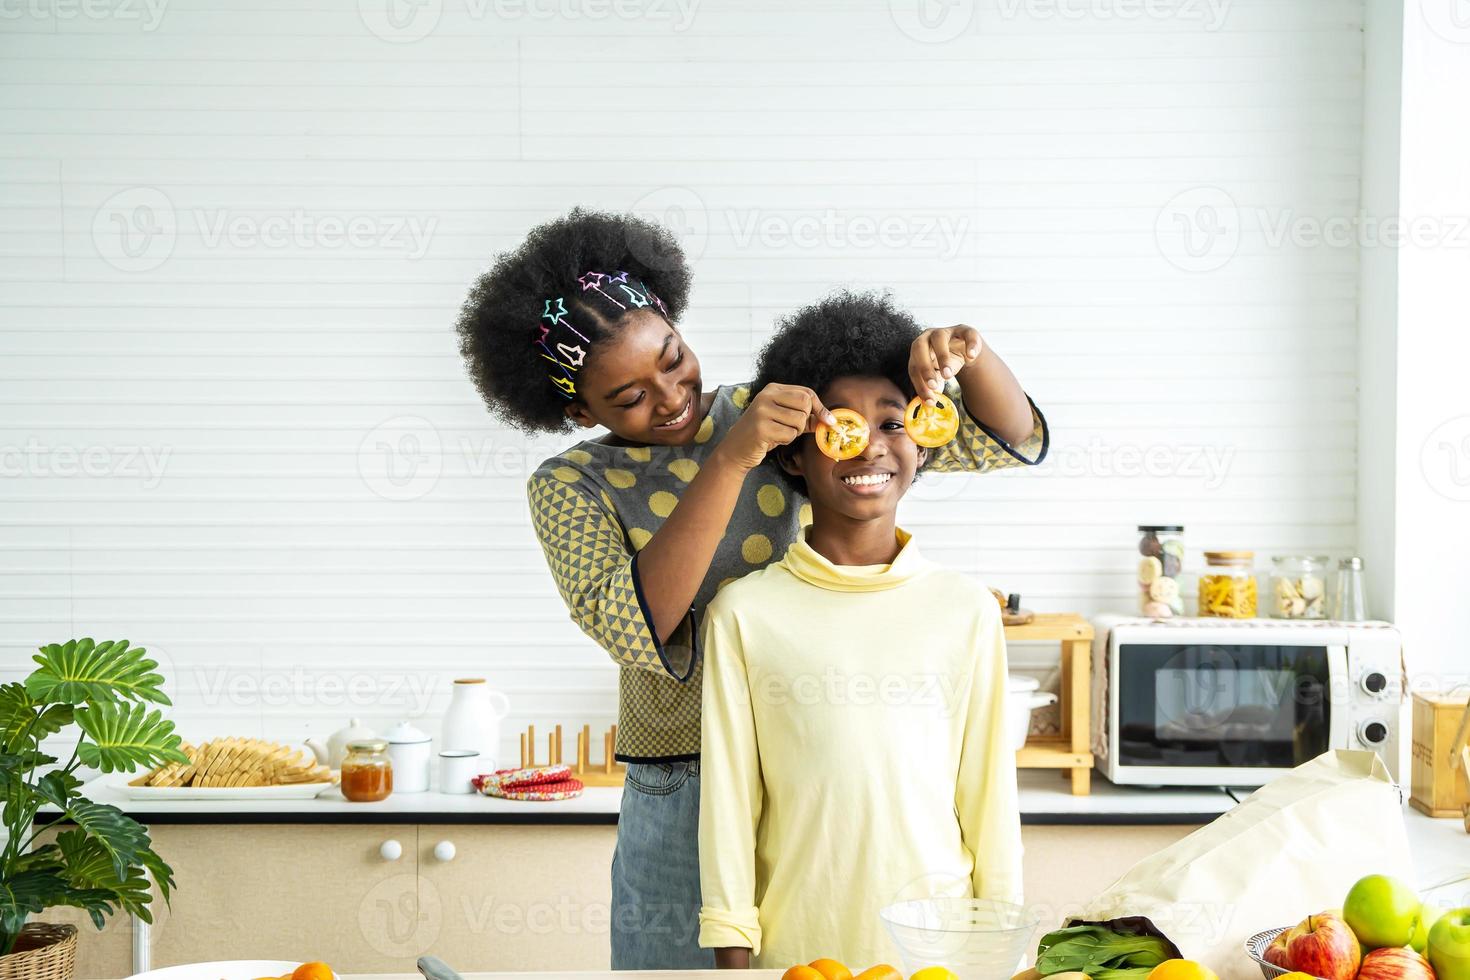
[1137,525,1185,618]
[1270,555,1328,619]
[1198,551,1258,618]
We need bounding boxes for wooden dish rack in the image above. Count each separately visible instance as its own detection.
[519,723,626,786]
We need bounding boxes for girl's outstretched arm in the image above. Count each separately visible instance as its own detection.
[910,324,1036,447]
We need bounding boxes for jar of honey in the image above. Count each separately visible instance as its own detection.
[341,739,393,802]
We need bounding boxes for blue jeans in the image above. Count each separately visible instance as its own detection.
[610,760,714,971]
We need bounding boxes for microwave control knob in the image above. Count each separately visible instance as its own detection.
[1361,671,1388,695]
[1358,721,1389,745]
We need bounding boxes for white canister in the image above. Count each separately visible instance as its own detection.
[439,678,511,772]
[384,720,432,793]
[438,750,480,795]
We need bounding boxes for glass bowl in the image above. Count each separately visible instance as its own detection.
[879,898,1041,980]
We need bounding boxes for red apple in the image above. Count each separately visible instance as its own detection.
[1358,946,1437,980]
[1286,912,1362,980]
[1267,925,1305,969]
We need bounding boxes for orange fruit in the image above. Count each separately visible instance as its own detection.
[852,966,903,980]
[1146,960,1219,980]
[809,959,853,980]
[290,963,333,980]
[783,968,827,980]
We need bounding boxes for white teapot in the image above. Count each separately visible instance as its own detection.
[305,717,377,769]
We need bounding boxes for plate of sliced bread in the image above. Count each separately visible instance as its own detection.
[125,737,337,799]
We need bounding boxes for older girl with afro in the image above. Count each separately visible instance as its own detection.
[454,207,1048,970]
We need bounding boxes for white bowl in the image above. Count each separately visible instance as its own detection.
[880,898,1040,979]
[1007,674,1058,751]
[129,961,312,980]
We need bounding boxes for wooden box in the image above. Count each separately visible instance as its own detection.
[1409,690,1470,818]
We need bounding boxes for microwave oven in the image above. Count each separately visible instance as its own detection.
[1091,616,1404,787]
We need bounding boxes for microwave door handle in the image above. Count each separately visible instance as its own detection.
[1325,644,1350,748]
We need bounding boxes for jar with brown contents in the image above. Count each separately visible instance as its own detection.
[1198,550,1257,618]
[341,738,393,802]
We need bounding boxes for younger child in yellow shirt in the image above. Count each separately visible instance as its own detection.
[698,292,1026,969]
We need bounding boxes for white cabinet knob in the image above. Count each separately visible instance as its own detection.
[379,839,403,861]
[433,840,456,862]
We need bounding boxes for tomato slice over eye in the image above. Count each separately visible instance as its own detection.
[815,408,870,461]
[905,394,960,448]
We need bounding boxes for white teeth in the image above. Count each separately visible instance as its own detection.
[842,473,892,487]
[657,401,690,428]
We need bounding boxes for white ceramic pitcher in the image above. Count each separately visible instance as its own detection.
[440,678,510,771]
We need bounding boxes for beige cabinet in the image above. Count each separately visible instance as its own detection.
[419,826,616,972]
[148,823,425,974]
[43,818,1197,979]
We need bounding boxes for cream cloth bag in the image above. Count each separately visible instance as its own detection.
[1075,750,1412,980]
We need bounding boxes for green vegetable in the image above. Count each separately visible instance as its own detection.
[1036,923,1176,980]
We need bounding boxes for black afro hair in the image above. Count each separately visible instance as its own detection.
[752,289,927,495]
[454,207,694,433]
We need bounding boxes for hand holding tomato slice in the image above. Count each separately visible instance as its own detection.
[904,393,959,448]
[815,408,870,460]
[909,324,984,407]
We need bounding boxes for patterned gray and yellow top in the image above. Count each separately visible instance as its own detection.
[526,381,1049,762]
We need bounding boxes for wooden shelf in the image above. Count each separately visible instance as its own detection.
[1004,612,1094,642]
[1006,612,1094,795]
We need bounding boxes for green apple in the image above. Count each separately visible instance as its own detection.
[1412,903,1443,955]
[1428,907,1470,980]
[1344,874,1423,949]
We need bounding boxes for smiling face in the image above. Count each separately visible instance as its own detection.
[563,307,705,445]
[781,375,927,523]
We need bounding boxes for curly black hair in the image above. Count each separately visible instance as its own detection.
[454,207,694,433]
[752,289,926,495]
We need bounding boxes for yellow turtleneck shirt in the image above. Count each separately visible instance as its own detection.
[697,526,1024,968]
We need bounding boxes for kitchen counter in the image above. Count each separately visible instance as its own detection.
[54,773,1464,980]
[67,773,625,824]
[68,770,1240,825]
[64,770,1462,883]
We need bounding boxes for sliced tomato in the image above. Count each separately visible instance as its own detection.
[815,408,870,461]
[905,394,960,448]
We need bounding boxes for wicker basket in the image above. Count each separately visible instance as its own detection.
[0,924,78,980]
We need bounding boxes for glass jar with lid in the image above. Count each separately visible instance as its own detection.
[340,738,393,802]
[1137,525,1184,618]
[1270,555,1328,619]
[1198,550,1258,618]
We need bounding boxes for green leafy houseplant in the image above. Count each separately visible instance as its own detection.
[1,638,188,958]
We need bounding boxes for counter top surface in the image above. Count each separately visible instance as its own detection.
[63,773,1469,885]
[69,770,1240,824]
[69,773,625,822]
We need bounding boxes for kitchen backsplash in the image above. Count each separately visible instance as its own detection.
[0,1,1367,759]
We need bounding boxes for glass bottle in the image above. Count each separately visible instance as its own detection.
[1333,557,1368,621]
